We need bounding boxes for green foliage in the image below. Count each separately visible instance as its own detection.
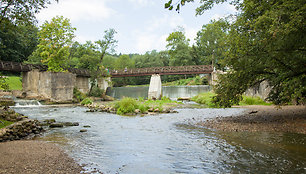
[88,86,104,97]
[0,21,39,62]
[191,92,217,108]
[28,16,76,72]
[73,88,86,102]
[115,97,139,115]
[80,98,93,105]
[0,0,58,25]
[239,96,271,106]
[0,119,14,129]
[166,27,194,66]
[4,76,22,90]
[0,75,9,91]
[196,19,229,69]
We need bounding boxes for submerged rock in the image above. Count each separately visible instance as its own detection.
[63,122,79,126]
[80,129,87,132]
[49,123,64,128]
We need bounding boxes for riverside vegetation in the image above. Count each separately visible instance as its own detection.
[85,97,180,116]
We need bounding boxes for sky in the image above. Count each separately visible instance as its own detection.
[36,0,236,54]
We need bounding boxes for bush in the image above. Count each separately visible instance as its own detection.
[115,97,138,115]
[73,88,86,102]
[239,96,271,106]
[81,98,93,105]
[88,86,104,97]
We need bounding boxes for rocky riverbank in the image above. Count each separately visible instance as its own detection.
[0,107,44,142]
[197,105,306,134]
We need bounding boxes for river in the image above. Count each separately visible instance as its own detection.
[13,105,306,174]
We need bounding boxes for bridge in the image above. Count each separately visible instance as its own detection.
[110,65,213,77]
[0,60,213,77]
[0,60,216,101]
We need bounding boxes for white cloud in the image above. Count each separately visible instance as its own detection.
[36,0,116,23]
[128,0,155,7]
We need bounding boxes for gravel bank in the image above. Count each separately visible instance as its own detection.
[0,140,83,174]
[198,105,306,134]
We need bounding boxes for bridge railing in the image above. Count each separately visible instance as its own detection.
[110,65,213,77]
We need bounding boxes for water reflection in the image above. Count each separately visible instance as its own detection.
[13,107,306,173]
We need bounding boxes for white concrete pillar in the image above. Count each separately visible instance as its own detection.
[148,74,162,100]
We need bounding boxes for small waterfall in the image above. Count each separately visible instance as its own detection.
[14,99,42,107]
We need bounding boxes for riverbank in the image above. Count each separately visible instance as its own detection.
[0,140,83,174]
[197,105,306,134]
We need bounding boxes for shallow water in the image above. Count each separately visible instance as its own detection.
[14,106,306,173]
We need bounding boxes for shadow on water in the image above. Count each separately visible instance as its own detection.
[176,123,306,173]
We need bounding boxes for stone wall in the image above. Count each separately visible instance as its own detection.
[76,76,90,93]
[0,108,43,142]
[245,81,271,100]
[23,70,76,102]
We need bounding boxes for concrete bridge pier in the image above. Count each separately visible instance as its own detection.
[148,74,162,100]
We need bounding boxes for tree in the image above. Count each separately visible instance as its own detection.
[0,21,39,62]
[0,0,58,25]
[28,16,76,72]
[166,27,194,66]
[88,29,118,93]
[0,0,57,62]
[195,19,229,69]
[95,29,118,63]
[166,0,306,106]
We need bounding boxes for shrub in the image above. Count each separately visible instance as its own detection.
[73,88,86,102]
[81,98,93,105]
[88,86,104,97]
[115,97,138,115]
[239,96,271,106]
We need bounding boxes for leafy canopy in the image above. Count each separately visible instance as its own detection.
[166,0,306,106]
[29,16,76,72]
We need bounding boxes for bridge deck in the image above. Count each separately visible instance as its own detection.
[110,65,213,77]
[0,60,91,77]
[0,61,213,78]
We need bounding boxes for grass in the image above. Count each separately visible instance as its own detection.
[239,95,272,106]
[113,96,181,115]
[191,92,271,107]
[191,92,217,108]
[0,119,14,129]
[0,76,22,90]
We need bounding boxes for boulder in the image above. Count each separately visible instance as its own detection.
[49,123,64,128]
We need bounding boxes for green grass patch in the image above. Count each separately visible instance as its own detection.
[113,96,181,115]
[0,76,22,90]
[81,98,93,105]
[239,95,271,106]
[191,92,217,108]
[0,119,14,129]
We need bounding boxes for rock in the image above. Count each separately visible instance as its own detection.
[177,97,191,101]
[83,125,91,128]
[63,122,79,126]
[249,110,258,114]
[49,123,64,128]
[80,129,87,132]
[148,108,154,112]
[43,119,56,124]
[103,95,115,101]
[134,109,141,114]
[154,108,160,112]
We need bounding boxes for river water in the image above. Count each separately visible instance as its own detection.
[13,106,306,174]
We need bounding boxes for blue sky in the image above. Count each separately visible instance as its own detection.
[36,0,236,54]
